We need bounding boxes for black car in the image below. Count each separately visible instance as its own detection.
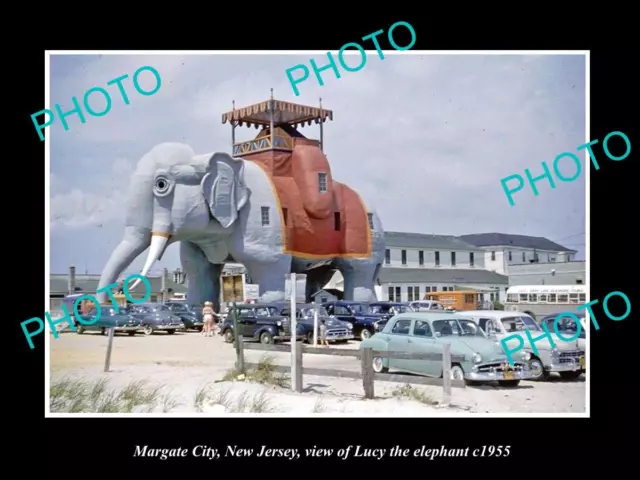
[220,303,305,345]
[323,301,387,340]
[277,303,354,344]
[368,301,411,326]
[540,312,586,339]
[128,303,185,335]
[165,301,204,331]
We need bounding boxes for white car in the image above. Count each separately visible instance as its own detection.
[458,310,585,381]
[408,300,447,312]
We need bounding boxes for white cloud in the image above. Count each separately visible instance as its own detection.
[49,53,586,273]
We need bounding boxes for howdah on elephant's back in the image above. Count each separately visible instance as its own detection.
[222,95,372,258]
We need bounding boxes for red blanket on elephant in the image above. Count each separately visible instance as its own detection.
[247,144,372,258]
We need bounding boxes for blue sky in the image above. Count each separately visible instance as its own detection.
[49,53,586,276]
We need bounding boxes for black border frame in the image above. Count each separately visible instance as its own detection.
[10,11,636,473]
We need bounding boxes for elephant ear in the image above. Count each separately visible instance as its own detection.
[201,153,250,228]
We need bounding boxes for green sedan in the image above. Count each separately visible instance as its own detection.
[75,306,142,336]
[360,312,532,387]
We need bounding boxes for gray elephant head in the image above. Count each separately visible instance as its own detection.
[97,143,250,296]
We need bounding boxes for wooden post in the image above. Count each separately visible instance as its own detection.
[442,343,452,405]
[231,302,245,373]
[313,304,319,346]
[319,97,324,152]
[361,347,374,399]
[294,341,303,393]
[290,273,298,392]
[103,327,115,372]
[269,88,275,150]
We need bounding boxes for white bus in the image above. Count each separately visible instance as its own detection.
[505,285,587,321]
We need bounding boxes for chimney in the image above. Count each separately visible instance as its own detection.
[68,265,76,294]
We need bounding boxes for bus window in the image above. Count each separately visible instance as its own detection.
[528,294,538,302]
[548,294,557,303]
[507,294,518,303]
[539,294,547,302]
[519,294,528,302]
[569,293,580,304]
[557,294,569,303]
[579,293,586,303]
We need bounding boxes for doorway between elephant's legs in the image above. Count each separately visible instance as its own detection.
[180,241,223,311]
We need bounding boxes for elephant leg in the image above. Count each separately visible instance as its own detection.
[180,241,222,310]
[335,259,381,302]
[243,256,292,303]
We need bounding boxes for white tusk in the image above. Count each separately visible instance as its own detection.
[128,235,169,291]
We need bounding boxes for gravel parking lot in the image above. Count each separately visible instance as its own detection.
[49,331,586,415]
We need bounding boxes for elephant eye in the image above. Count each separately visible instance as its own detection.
[154,176,173,196]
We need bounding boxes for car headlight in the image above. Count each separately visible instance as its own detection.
[472,353,482,364]
[551,347,560,357]
[521,351,531,361]
[276,321,282,326]
[373,321,379,330]
[347,323,353,329]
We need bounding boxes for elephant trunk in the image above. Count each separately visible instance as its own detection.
[96,227,151,303]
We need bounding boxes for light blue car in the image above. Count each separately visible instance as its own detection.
[360,312,532,387]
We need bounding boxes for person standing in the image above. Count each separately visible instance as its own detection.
[319,318,330,347]
[202,301,215,337]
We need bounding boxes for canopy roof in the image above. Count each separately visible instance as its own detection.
[222,99,333,129]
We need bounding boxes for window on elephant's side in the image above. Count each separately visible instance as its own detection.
[261,206,270,226]
[334,212,341,230]
[367,213,374,229]
[318,173,327,192]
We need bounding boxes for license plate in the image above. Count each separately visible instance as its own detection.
[579,356,585,367]
[503,371,514,380]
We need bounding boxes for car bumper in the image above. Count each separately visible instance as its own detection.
[149,325,185,331]
[468,365,532,381]
[326,333,354,341]
[274,334,306,342]
[114,325,141,332]
[547,356,586,372]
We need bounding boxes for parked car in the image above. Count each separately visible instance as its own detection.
[165,301,204,331]
[324,301,387,340]
[360,312,532,387]
[540,312,586,351]
[220,303,305,344]
[458,310,585,381]
[409,300,448,312]
[75,305,142,336]
[128,303,186,335]
[368,302,411,327]
[278,304,354,344]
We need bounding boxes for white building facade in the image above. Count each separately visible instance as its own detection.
[376,232,509,303]
[459,233,577,275]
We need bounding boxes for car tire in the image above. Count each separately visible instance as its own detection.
[100,328,106,335]
[76,325,85,335]
[128,331,136,336]
[223,329,234,343]
[196,326,203,332]
[449,365,465,381]
[559,371,582,380]
[359,329,372,340]
[372,357,388,373]
[497,380,521,387]
[143,325,154,336]
[528,357,549,381]
[166,330,175,335]
[260,331,274,345]
[306,332,315,344]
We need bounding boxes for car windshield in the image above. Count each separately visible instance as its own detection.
[301,307,329,317]
[150,305,170,312]
[544,315,584,332]
[432,319,484,337]
[501,316,541,333]
[349,303,372,314]
[370,305,409,314]
[92,307,117,316]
